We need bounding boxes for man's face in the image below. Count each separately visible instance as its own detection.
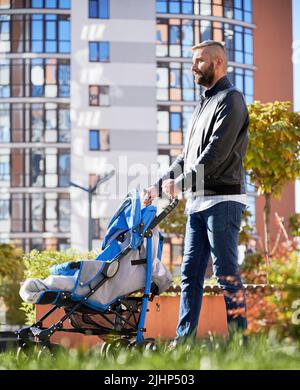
[191,48,215,87]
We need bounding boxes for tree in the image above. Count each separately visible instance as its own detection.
[0,243,25,324]
[245,101,300,258]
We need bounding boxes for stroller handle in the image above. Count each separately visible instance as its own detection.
[148,197,179,230]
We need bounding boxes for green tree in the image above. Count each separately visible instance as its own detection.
[245,101,300,258]
[0,243,25,324]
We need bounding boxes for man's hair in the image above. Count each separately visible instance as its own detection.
[192,40,227,69]
[192,40,226,52]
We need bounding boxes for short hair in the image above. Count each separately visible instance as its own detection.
[192,40,226,52]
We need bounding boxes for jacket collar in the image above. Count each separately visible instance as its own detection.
[203,76,232,98]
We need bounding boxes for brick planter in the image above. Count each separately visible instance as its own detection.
[36,294,228,349]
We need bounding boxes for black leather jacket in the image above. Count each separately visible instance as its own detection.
[156,76,249,196]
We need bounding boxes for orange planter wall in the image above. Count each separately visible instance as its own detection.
[36,295,228,349]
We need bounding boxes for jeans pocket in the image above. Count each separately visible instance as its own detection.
[229,202,245,230]
[207,202,229,232]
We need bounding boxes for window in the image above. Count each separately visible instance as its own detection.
[89,85,110,106]
[92,217,109,239]
[157,62,202,102]
[89,0,109,19]
[31,14,70,54]
[30,148,70,188]
[11,193,24,232]
[89,41,109,62]
[31,0,71,8]
[0,15,10,52]
[0,14,70,54]
[0,199,9,220]
[30,193,70,233]
[0,103,10,143]
[0,154,10,184]
[157,105,194,146]
[0,60,10,97]
[89,130,99,150]
[89,129,110,151]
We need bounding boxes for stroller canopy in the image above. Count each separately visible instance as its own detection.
[100,189,157,253]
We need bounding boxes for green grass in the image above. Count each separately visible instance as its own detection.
[1,333,300,370]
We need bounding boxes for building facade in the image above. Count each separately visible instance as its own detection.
[0,0,294,264]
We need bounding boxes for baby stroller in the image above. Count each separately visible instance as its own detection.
[16,190,178,354]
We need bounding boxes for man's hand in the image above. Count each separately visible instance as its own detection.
[162,179,179,199]
[142,186,159,206]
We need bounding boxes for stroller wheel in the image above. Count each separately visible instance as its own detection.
[100,341,109,358]
[36,345,55,361]
[144,341,157,352]
[16,342,30,362]
[104,338,130,360]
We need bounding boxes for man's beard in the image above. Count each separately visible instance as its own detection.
[194,62,215,87]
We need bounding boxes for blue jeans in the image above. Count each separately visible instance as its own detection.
[176,201,247,340]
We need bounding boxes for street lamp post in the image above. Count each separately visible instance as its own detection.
[69,170,115,251]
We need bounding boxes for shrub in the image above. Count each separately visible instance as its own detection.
[0,244,25,324]
[241,242,300,339]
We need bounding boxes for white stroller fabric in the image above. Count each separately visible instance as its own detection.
[20,228,173,308]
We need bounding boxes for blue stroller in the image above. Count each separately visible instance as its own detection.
[16,190,178,353]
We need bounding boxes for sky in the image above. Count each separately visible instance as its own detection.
[293,0,300,212]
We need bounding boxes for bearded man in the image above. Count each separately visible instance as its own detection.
[143,40,249,343]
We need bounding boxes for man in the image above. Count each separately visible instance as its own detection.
[143,40,249,342]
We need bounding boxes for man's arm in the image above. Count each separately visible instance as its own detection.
[143,153,184,204]
[175,91,248,192]
[153,152,185,194]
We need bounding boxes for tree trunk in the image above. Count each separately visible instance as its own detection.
[263,193,271,264]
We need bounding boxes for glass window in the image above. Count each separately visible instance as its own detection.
[0,0,11,9]
[31,14,70,54]
[156,0,167,13]
[59,195,70,233]
[31,104,44,142]
[224,0,234,18]
[59,105,70,143]
[0,199,9,220]
[59,17,70,53]
[200,0,211,16]
[170,112,181,132]
[45,14,57,53]
[46,195,58,233]
[32,0,43,7]
[45,0,57,8]
[31,15,43,53]
[89,130,99,151]
[31,193,43,232]
[0,60,10,97]
[0,15,10,53]
[0,154,10,184]
[89,0,109,19]
[59,0,70,8]
[234,0,243,20]
[201,20,212,41]
[89,129,109,151]
[89,41,109,62]
[0,104,10,143]
[58,151,70,187]
[31,149,44,187]
[182,0,193,14]
[156,21,168,57]
[182,19,193,58]
[11,193,24,232]
[169,0,180,14]
[58,61,70,97]
[157,66,169,100]
[89,85,110,106]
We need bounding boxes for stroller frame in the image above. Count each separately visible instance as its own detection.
[16,198,178,349]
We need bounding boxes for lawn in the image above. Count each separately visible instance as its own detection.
[1,333,300,370]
